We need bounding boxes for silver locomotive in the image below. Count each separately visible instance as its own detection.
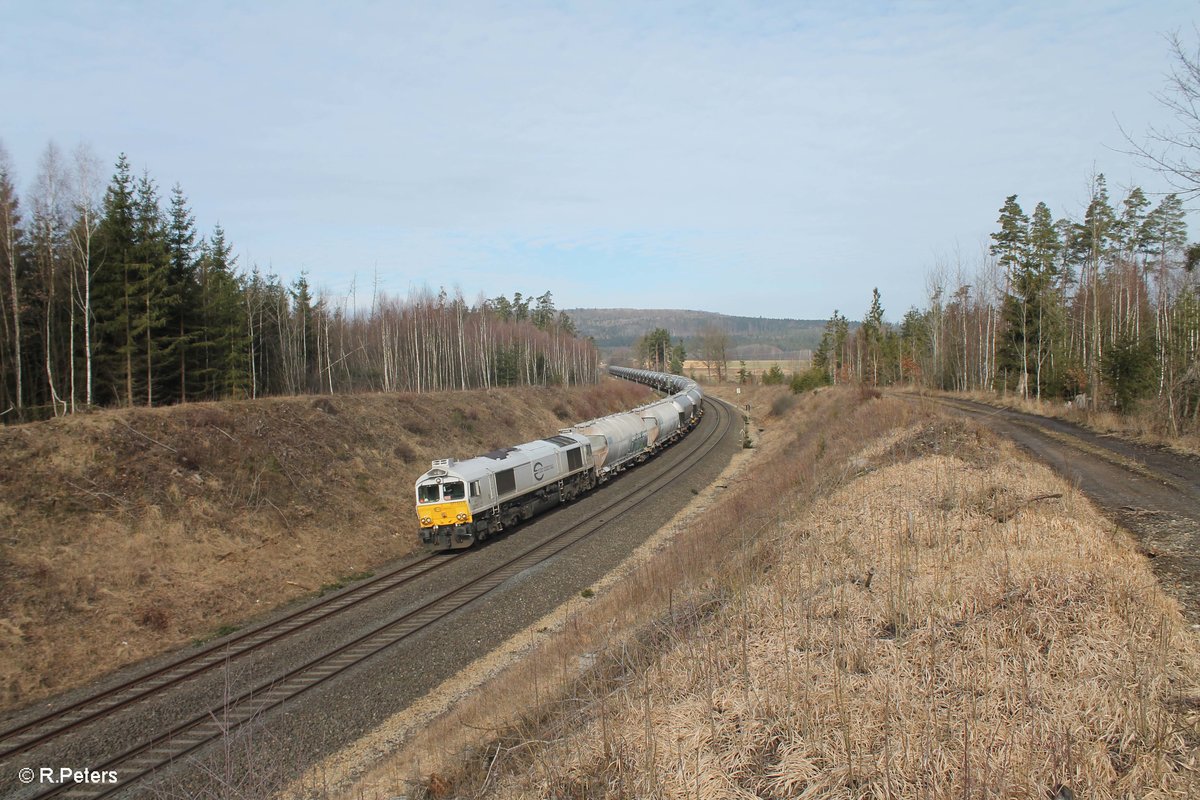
[415,367,703,550]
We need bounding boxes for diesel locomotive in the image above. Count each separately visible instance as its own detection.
[414,367,702,550]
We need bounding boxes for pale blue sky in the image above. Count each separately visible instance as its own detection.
[2,1,1197,319]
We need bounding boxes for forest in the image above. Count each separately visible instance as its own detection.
[803,174,1200,434]
[0,146,599,422]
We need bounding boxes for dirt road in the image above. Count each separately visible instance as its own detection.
[920,395,1200,625]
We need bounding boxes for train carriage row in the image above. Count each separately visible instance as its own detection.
[415,367,703,550]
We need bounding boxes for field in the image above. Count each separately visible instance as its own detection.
[682,359,812,382]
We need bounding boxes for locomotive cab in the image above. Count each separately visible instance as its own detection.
[415,459,494,549]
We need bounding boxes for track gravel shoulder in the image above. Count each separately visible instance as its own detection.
[286,397,756,797]
[921,394,1200,624]
[119,398,744,799]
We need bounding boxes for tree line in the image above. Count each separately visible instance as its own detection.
[800,176,1199,433]
[0,144,599,421]
[630,324,733,381]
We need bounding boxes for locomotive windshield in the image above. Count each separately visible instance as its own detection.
[417,483,440,503]
[442,481,466,500]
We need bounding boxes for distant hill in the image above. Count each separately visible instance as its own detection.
[565,308,844,358]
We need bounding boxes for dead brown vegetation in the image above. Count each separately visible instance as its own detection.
[0,379,652,711]
[335,389,1200,800]
[945,389,1200,457]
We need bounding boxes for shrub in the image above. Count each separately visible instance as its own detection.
[790,368,830,394]
[1102,332,1156,414]
[761,365,787,386]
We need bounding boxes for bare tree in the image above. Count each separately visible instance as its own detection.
[1124,30,1200,199]
[71,143,103,408]
[0,142,22,413]
[30,142,72,416]
[698,324,729,382]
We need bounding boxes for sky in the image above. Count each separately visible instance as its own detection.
[2,1,1198,320]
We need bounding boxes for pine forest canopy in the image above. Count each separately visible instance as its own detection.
[0,145,599,422]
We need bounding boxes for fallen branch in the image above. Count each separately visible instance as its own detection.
[266,498,293,534]
[64,479,128,509]
[117,419,178,453]
[992,492,1064,522]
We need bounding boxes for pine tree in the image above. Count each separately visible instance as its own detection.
[196,225,246,397]
[289,272,317,393]
[989,195,1030,275]
[860,289,885,384]
[1080,174,1115,403]
[1026,202,1063,398]
[166,184,199,401]
[131,172,171,405]
[92,154,137,405]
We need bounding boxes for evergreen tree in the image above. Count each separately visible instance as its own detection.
[670,339,685,374]
[166,184,199,401]
[899,306,928,382]
[92,154,137,405]
[989,195,1029,275]
[197,225,246,397]
[289,271,317,393]
[511,292,530,322]
[556,310,577,335]
[489,294,512,321]
[1081,175,1115,401]
[861,289,885,384]
[531,291,556,330]
[131,172,171,405]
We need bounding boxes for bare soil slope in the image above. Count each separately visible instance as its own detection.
[0,381,652,712]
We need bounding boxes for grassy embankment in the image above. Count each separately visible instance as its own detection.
[0,379,652,712]
[333,385,1200,800]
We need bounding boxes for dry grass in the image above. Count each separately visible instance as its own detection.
[497,455,1200,799]
[330,390,1200,800]
[0,379,652,713]
[321,387,930,798]
[943,389,1200,457]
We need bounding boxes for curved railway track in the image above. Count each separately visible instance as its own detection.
[0,553,455,763]
[7,397,735,799]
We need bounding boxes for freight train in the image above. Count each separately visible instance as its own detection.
[414,367,703,550]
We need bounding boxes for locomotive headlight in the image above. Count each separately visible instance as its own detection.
[456,513,468,521]
[421,517,432,524]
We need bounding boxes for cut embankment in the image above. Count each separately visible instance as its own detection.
[0,380,651,712]
[339,389,1200,800]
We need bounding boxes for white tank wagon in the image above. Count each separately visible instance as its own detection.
[608,365,697,395]
[415,367,704,551]
[670,392,694,423]
[608,365,703,429]
[567,411,652,478]
[636,397,683,448]
[415,432,597,550]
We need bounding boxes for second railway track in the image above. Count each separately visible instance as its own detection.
[6,397,735,799]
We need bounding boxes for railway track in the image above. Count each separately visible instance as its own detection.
[7,397,734,799]
[0,553,455,764]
